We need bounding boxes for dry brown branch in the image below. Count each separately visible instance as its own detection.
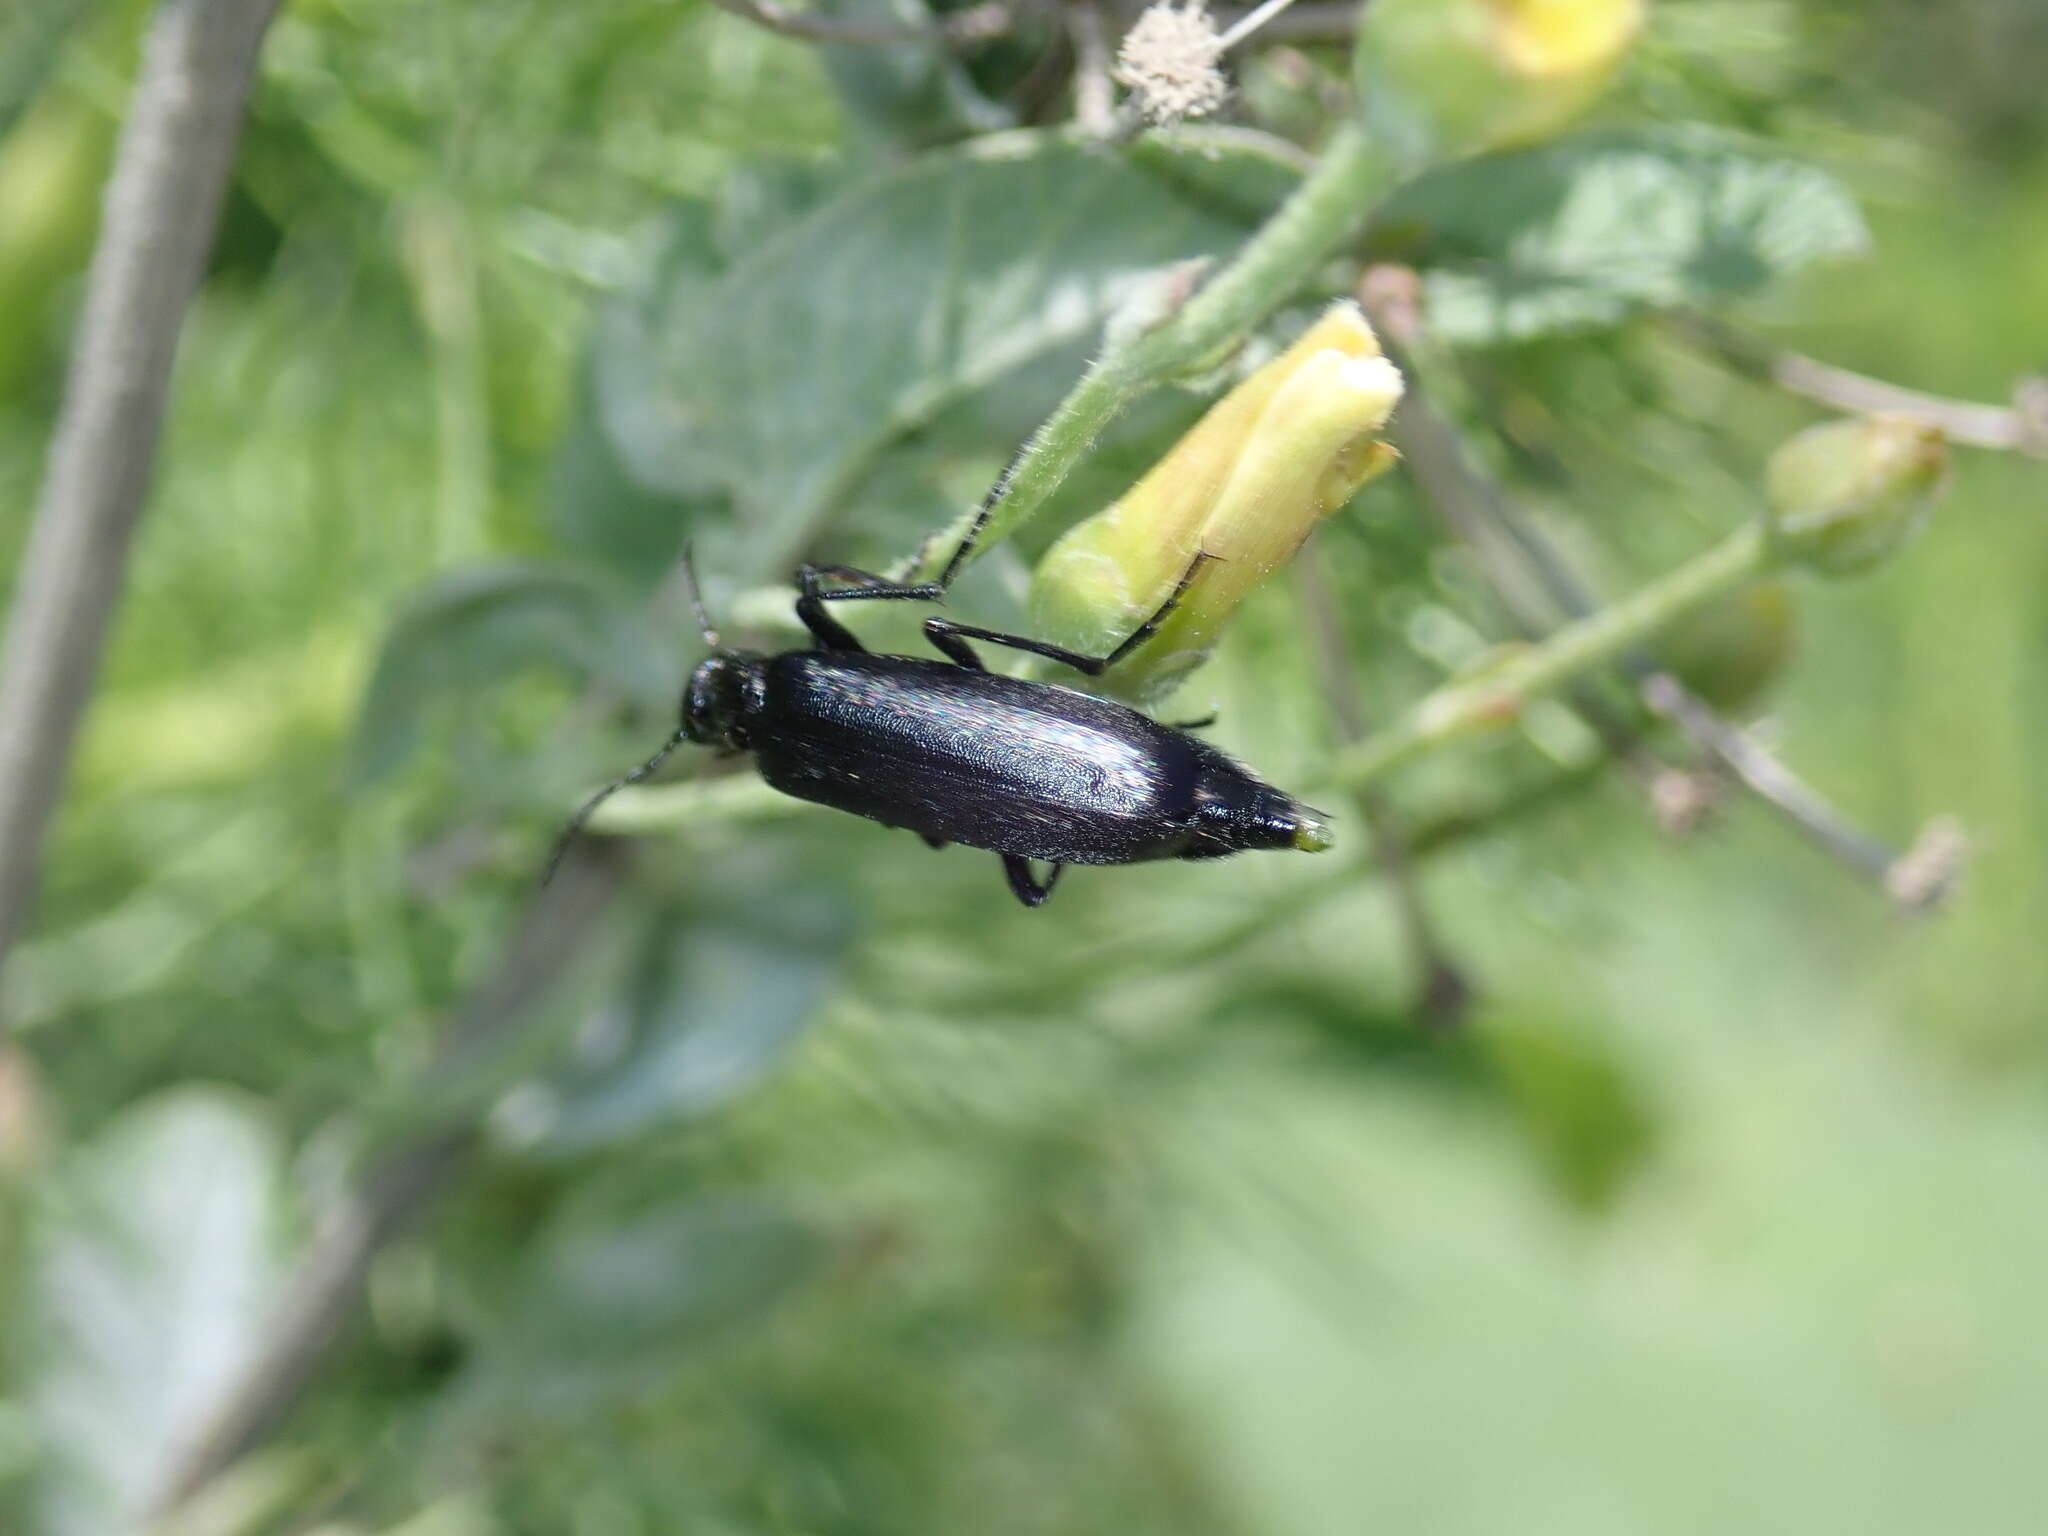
[0,0,282,1000]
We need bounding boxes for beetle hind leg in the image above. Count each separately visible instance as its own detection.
[1001,855,1064,908]
[921,550,1220,678]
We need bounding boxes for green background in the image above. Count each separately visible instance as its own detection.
[4,1,2047,1531]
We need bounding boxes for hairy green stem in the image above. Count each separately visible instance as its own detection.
[907,120,1387,581]
[1332,521,1773,790]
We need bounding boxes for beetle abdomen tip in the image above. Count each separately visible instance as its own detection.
[1292,814,1334,853]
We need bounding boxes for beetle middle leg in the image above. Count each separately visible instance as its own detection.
[922,550,1218,676]
[1001,855,1064,908]
[796,435,1032,628]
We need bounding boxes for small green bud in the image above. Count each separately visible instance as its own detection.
[1770,417,1950,577]
[1657,580,1797,715]
[1029,302,1405,706]
[1356,0,1645,165]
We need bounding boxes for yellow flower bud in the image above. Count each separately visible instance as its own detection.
[1769,416,1950,577]
[1356,0,1646,163]
[1029,302,1404,705]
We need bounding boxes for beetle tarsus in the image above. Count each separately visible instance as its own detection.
[1002,855,1063,907]
[798,563,946,604]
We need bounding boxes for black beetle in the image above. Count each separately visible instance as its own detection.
[547,516,1331,907]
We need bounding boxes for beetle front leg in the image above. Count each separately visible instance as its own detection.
[1001,855,1063,908]
[922,550,1219,677]
[798,564,947,604]
[794,592,867,652]
[794,563,949,651]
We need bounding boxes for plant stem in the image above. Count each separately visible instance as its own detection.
[702,0,1015,46]
[1332,521,1772,790]
[1296,553,1471,1030]
[1664,309,2048,458]
[1362,271,1924,893]
[0,0,281,996]
[909,120,1386,580]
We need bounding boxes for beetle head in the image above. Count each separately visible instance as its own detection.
[681,653,763,749]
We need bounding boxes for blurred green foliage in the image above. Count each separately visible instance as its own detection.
[4,1,2048,1533]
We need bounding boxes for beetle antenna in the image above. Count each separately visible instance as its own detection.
[540,726,689,888]
[679,544,721,649]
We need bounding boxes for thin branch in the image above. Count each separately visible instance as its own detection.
[153,843,625,1513]
[1360,278,1680,790]
[698,0,1361,52]
[1636,672,1892,878]
[1360,273,1941,902]
[1215,0,1308,49]
[1665,309,2048,458]
[0,0,282,1000]
[1296,553,1472,1030]
[701,0,1015,46]
[1237,0,1363,42]
[1069,0,1116,134]
[1333,522,1776,789]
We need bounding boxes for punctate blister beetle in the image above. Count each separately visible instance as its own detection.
[547,499,1330,907]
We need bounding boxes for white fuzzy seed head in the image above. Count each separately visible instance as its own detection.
[1114,2,1228,124]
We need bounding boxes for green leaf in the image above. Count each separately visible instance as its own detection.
[0,0,97,143]
[511,863,859,1155]
[1373,129,1871,344]
[454,1196,825,1424]
[816,0,1012,151]
[353,563,665,784]
[27,1090,287,1536]
[619,130,1295,579]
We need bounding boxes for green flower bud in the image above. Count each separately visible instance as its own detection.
[1770,417,1950,577]
[1356,0,1645,165]
[1657,579,1797,715]
[1029,303,1405,705]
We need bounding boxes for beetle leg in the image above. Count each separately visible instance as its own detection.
[1168,712,1219,731]
[794,592,868,652]
[1001,855,1063,908]
[794,563,948,650]
[790,433,1037,629]
[922,624,987,672]
[922,550,1219,677]
[921,435,1033,590]
[921,833,948,850]
[798,564,946,604]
